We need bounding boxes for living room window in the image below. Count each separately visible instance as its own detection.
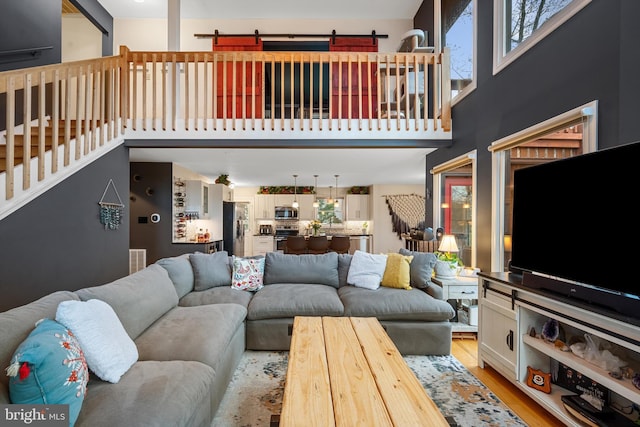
[493,0,591,74]
[489,100,598,272]
[442,0,477,104]
[317,198,344,226]
[432,150,477,268]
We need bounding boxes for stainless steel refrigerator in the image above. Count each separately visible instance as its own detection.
[223,202,248,256]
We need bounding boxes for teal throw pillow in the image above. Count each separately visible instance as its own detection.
[7,318,88,427]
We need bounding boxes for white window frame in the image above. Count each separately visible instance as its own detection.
[436,0,478,106]
[493,0,591,75]
[488,100,598,272]
[431,150,477,268]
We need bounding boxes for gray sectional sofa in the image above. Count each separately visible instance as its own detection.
[1,250,454,427]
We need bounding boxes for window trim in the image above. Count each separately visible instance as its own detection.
[489,100,598,272]
[431,150,477,267]
[438,0,478,106]
[493,0,591,75]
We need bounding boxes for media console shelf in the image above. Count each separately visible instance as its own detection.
[478,272,640,426]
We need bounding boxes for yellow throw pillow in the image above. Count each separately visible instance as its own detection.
[381,253,413,290]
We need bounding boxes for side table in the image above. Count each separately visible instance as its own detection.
[431,276,479,338]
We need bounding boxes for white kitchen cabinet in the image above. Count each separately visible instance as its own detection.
[252,235,274,256]
[255,195,275,219]
[297,194,315,220]
[274,194,295,207]
[207,184,224,241]
[186,180,209,218]
[346,194,370,220]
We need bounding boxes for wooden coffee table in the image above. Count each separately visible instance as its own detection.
[277,316,450,426]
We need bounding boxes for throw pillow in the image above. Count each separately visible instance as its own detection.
[231,255,265,291]
[7,318,88,427]
[399,248,438,289]
[156,254,194,298]
[381,253,414,290]
[189,251,232,291]
[346,250,388,290]
[55,299,138,384]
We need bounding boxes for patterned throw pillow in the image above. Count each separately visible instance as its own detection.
[231,256,265,291]
[7,318,88,427]
[381,253,414,290]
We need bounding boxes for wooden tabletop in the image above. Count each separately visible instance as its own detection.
[280,316,449,427]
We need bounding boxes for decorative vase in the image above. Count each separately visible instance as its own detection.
[434,260,456,278]
[313,229,319,236]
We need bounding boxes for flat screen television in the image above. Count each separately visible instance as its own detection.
[510,141,640,320]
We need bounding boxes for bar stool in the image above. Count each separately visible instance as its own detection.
[329,235,351,254]
[307,236,330,254]
[285,236,307,254]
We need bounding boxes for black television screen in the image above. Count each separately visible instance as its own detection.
[510,141,640,313]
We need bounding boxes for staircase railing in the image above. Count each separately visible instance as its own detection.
[1,55,124,204]
[1,46,451,206]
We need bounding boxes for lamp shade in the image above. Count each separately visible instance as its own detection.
[438,235,459,253]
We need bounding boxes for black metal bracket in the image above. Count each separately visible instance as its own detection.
[511,289,517,310]
[199,29,388,42]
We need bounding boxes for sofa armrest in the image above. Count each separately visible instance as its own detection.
[424,281,444,300]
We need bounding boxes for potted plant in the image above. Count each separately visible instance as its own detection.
[215,174,231,186]
[434,251,462,278]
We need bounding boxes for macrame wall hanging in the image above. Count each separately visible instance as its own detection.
[99,179,124,230]
[385,193,426,239]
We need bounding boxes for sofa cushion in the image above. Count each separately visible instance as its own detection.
[346,250,388,290]
[0,291,80,403]
[247,283,344,320]
[56,299,138,383]
[231,255,265,291]
[76,360,214,427]
[178,287,253,309]
[264,252,339,288]
[156,254,194,298]
[135,304,246,373]
[7,318,88,427]
[381,253,413,290]
[338,286,455,321]
[399,249,438,289]
[74,264,178,340]
[189,251,232,291]
[337,253,353,288]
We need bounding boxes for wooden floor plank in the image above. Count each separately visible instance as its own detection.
[351,317,449,427]
[451,339,565,427]
[322,316,393,427]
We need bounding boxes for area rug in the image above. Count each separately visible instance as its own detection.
[212,351,527,426]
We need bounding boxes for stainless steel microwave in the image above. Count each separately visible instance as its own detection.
[274,206,298,219]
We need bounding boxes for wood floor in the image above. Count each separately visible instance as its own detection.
[451,338,565,427]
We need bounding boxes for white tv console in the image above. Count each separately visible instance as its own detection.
[478,272,640,426]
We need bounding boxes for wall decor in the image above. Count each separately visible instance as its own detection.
[384,193,426,239]
[99,179,124,230]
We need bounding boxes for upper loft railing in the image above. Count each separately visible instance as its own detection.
[0,46,451,207]
[120,46,451,138]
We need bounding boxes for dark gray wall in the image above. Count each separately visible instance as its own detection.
[0,146,130,311]
[0,0,113,73]
[421,0,640,272]
[130,162,221,264]
[0,0,62,71]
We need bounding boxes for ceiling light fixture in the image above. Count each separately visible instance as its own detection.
[292,174,299,209]
[328,185,333,204]
[334,175,340,207]
[312,175,319,208]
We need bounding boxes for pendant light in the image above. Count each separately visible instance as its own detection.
[312,175,319,208]
[334,175,340,207]
[292,174,299,209]
[328,185,333,204]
